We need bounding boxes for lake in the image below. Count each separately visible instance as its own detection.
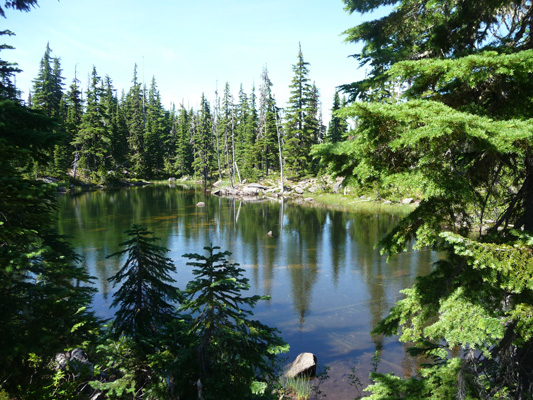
[57,184,435,399]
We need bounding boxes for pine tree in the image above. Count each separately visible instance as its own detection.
[244,86,259,178]
[178,245,288,399]
[124,65,145,177]
[0,0,38,17]
[96,225,181,398]
[257,66,279,176]
[212,86,222,180]
[71,66,108,181]
[64,74,84,179]
[191,94,214,185]
[314,1,533,398]
[31,43,63,118]
[219,82,236,183]
[303,83,322,173]
[284,44,318,176]
[0,40,96,397]
[144,77,168,178]
[0,30,21,100]
[101,75,129,180]
[107,225,179,343]
[235,85,258,180]
[327,91,346,143]
[164,103,178,176]
[174,105,193,177]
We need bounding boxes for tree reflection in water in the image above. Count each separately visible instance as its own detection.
[58,185,436,400]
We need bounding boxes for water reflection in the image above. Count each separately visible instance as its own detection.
[57,186,436,400]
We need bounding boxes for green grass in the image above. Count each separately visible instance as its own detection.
[303,193,416,216]
[281,376,314,400]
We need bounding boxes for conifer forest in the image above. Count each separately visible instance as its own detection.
[25,41,341,185]
[2,0,533,399]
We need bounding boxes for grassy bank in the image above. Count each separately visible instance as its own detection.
[293,192,416,216]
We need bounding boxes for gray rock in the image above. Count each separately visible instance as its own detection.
[247,183,269,190]
[304,197,314,202]
[332,182,342,194]
[54,352,69,370]
[57,186,67,193]
[197,202,205,207]
[267,231,273,237]
[295,187,304,194]
[54,348,92,373]
[42,177,59,184]
[70,348,88,364]
[168,177,176,182]
[242,186,259,196]
[383,200,392,204]
[286,352,317,379]
[402,198,414,204]
[308,186,317,193]
[213,180,223,187]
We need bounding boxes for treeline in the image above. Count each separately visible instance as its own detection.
[28,43,349,184]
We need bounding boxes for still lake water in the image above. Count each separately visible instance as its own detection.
[57,185,435,399]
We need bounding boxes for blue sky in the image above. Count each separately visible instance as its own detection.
[4,0,375,122]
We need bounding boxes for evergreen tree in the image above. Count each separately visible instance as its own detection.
[30,44,65,176]
[164,103,178,176]
[0,30,20,100]
[244,86,259,178]
[303,83,322,173]
[124,65,145,177]
[178,245,288,399]
[235,84,258,180]
[284,44,318,176]
[313,1,533,398]
[0,0,38,17]
[51,95,70,177]
[191,93,214,184]
[71,66,108,181]
[64,74,84,179]
[0,39,96,398]
[327,91,346,143]
[31,43,63,118]
[212,87,222,180]
[102,75,128,174]
[257,66,279,176]
[174,104,193,177]
[107,225,180,343]
[144,77,167,178]
[219,82,236,183]
[94,225,180,399]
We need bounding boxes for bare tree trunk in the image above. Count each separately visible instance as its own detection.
[213,88,222,181]
[235,163,241,184]
[275,109,284,196]
[72,150,80,181]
